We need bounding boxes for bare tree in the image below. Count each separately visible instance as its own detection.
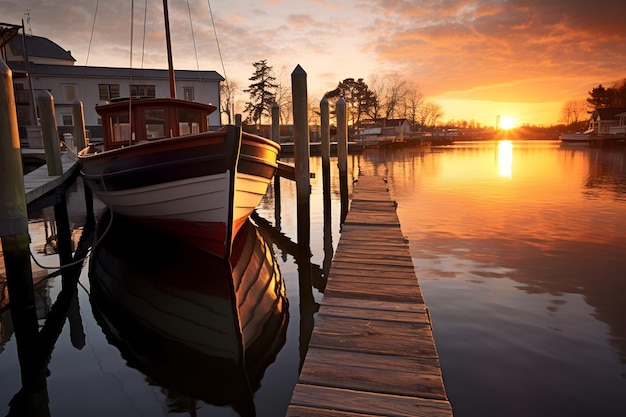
[220,79,240,125]
[418,101,444,128]
[274,65,293,125]
[401,82,424,131]
[560,99,588,127]
[368,73,408,124]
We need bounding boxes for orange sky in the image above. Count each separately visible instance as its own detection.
[5,0,626,126]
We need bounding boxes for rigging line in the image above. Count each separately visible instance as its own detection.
[141,0,148,69]
[85,0,100,66]
[129,0,134,146]
[187,0,200,71]
[207,0,228,82]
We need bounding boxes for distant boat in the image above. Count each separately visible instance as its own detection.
[89,214,288,415]
[559,128,596,143]
[78,1,279,258]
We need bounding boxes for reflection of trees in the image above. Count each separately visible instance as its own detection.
[584,148,626,200]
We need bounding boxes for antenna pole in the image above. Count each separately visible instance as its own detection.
[163,0,176,98]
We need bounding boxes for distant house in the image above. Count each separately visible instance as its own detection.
[356,118,413,136]
[589,107,626,134]
[2,30,223,146]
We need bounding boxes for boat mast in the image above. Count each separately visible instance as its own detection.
[163,0,176,98]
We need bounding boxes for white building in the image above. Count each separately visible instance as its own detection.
[3,31,223,145]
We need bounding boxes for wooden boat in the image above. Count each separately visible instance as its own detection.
[78,1,280,258]
[89,214,288,414]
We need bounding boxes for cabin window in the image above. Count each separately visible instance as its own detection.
[178,108,203,135]
[110,113,131,144]
[131,84,156,98]
[99,84,120,101]
[144,108,167,138]
[183,87,195,101]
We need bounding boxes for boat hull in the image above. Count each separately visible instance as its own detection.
[79,125,280,257]
[560,133,626,146]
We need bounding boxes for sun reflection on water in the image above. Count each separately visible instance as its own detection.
[497,140,513,178]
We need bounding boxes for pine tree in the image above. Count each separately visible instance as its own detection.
[243,60,277,129]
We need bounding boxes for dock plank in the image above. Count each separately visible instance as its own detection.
[290,385,452,417]
[24,153,79,204]
[287,175,452,416]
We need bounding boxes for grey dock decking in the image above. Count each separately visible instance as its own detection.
[23,152,79,205]
[287,175,453,417]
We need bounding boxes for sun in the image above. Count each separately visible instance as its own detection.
[500,116,515,130]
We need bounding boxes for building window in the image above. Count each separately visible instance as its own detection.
[63,84,76,102]
[62,114,74,126]
[99,84,120,101]
[131,84,156,98]
[183,87,195,101]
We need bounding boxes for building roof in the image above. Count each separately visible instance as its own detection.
[358,118,411,128]
[8,62,224,82]
[8,33,76,63]
[593,107,626,121]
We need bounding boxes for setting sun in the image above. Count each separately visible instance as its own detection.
[500,116,515,130]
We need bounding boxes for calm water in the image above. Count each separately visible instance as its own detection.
[358,140,626,417]
[1,139,625,416]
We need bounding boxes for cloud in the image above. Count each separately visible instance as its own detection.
[355,0,626,101]
[3,0,625,125]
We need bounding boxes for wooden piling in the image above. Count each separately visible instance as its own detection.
[36,90,62,176]
[235,113,242,127]
[271,102,282,228]
[336,98,349,223]
[0,59,40,388]
[72,99,87,151]
[291,65,310,249]
[271,102,280,143]
[320,97,331,186]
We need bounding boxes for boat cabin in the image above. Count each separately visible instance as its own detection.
[96,97,217,151]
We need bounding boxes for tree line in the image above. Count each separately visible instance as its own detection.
[220,59,445,131]
[560,79,626,128]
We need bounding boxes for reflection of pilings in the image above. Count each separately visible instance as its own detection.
[320,97,333,287]
[251,212,325,293]
[336,98,349,224]
[296,249,316,372]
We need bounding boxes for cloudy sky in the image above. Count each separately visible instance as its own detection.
[4,0,626,126]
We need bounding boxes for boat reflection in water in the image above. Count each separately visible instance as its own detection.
[88,212,288,416]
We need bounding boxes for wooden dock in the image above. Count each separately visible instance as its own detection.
[23,152,79,206]
[287,175,453,417]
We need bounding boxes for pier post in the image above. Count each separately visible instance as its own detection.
[36,90,62,176]
[271,102,282,228]
[320,97,331,194]
[0,59,41,393]
[336,98,349,223]
[72,99,87,151]
[291,65,310,249]
[235,113,242,127]
[271,102,280,143]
